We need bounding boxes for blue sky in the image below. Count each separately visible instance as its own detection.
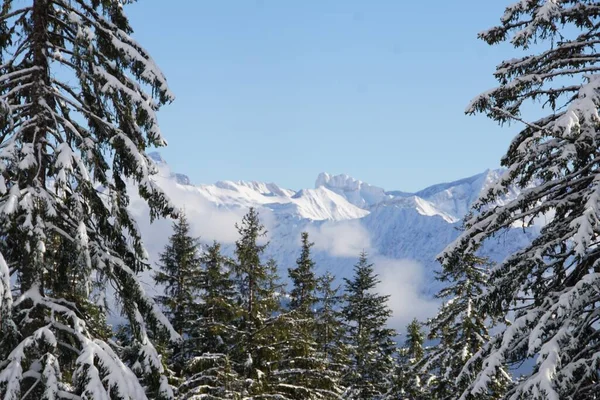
[128,1,521,192]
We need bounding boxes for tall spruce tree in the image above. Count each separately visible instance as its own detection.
[427,253,509,400]
[395,318,427,400]
[0,0,177,398]
[231,207,284,397]
[289,232,318,313]
[442,1,600,398]
[315,272,349,392]
[178,241,243,399]
[272,232,343,399]
[153,212,202,376]
[342,252,397,399]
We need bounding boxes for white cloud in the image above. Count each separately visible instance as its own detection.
[306,220,371,257]
[373,256,440,334]
[130,175,280,250]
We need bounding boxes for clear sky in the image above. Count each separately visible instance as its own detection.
[127,1,521,193]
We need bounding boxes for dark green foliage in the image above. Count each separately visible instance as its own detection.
[395,319,427,400]
[289,232,318,313]
[179,241,243,399]
[342,252,397,399]
[233,207,271,321]
[271,232,343,399]
[443,1,600,398]
[0,0,176,397]
[196,241,239,355]
[315,271,350,384]
[179,354,242,399]
[231,208,285,397]
[153,213,203,376]
[155,213,202,337]
[405,319,425,362]
[427,253,508,400]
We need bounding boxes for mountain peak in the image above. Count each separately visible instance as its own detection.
[315,172,388,209]
[315,172,361,191]
[412,168,506,220]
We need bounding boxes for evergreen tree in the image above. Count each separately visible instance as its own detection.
[444,2,600,398]
[394,319,427,400]
[196,241,239,357]
[153,212,202,376]
[231,208,284,397]
[272,232,343,399]
[405,319,425,363]
[427,253,509,400]
[289,232,318,312]
[315,272,349,391]
[179,241,243,399]
[342,252,397,399]
[0,0,176,398]
[315,272,348,364]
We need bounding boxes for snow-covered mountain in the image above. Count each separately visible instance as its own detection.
[134,153,536,328]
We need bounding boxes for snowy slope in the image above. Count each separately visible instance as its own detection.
[135,153,535,328]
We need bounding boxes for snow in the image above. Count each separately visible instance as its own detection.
[135,154,537,325]
[315,172,390,208]
[0,251,12,314]
[2,184,20,215]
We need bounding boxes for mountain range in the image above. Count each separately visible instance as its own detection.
[131,153,538,329]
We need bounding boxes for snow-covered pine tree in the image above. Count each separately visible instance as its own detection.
[289,232,318,314]
[0,0,177,398]
[426,253,509,400]
[178,241,243,399]
[394,318,427,400]
[231,208,284,397]
[315,272,349,393]
[271,232,343,399]
[153,212,202,377]
[442,1,600,399]
[342,252,397,399]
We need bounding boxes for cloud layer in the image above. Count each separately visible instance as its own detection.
[306,220,372,257]
[373,256,440,333]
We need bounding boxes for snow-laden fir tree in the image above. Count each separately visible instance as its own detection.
[426,253,509,400]
[442,1,600,399]
[315,271,349,381]
[0,0,177,398]
[178,241,243,399]
[271,232,343,399]
[342,252,397,399]
[231,208,284,397]
[392,318,427,400]
[153,212,202,377]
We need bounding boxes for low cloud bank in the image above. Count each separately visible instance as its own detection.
[373,256,440,333]
[306,220,372,257]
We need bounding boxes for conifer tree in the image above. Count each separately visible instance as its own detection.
[315,271,349,395]
[342,252,397,399]
[0,0,177,398]
[443,1,600,398]
[289,232,318,312]
[427,253,509,400]
[153,212,202,376]
[179,241,243,399]
[315,272,349,367]
[231,208,284,397]
[272,232,343,399]
[394,319,427,400]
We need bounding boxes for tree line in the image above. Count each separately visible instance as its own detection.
[150,207,425,399]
